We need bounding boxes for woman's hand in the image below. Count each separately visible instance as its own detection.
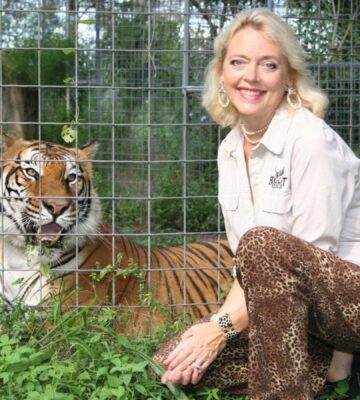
[159,280,249,386]
[161,321,226,386]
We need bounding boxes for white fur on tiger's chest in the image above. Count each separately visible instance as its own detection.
[0,238,83,306]
[0,241,47,305]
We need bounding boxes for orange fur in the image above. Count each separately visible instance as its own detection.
[58,224,233,333]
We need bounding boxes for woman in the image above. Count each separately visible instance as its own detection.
[154,8,360,399]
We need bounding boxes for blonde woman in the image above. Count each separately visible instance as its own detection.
[155,8,360,399]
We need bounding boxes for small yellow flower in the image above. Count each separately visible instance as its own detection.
[61,125,77,143]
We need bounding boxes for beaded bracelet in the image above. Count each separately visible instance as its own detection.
[210,312,240,341]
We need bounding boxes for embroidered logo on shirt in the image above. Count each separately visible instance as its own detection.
[269,168,288,189]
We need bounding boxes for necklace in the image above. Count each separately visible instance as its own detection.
[241,123,269,145]
[241,123,269,136]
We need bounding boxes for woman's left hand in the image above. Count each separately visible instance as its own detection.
[161,321,226,385]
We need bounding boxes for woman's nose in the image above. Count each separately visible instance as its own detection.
[244,63,259,82]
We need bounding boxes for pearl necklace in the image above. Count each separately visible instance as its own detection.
[241,123,269,145]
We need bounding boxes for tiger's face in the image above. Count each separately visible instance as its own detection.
[1,135,101,253]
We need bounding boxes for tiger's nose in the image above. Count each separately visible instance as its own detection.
[43,199,68,216]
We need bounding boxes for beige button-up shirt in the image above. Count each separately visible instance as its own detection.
[218,107,360,266]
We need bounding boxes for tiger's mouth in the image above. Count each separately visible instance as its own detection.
[37,223,63,244]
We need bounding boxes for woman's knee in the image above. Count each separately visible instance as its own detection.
[234,227,287,281]
[236,226,284,259]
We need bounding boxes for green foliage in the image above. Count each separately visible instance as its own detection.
[354,148,360,158]
[149,163,218,239]
[94,158,220,246]
[2,37,74,86]
[0,297,246,400]
[317,379,360,400]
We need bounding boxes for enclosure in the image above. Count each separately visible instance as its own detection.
[0,0,359,327]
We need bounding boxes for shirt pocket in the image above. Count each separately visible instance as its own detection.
[261,192,292,214]
[219,194,239,211]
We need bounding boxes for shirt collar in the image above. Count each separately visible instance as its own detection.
[220,108,294,157]
[260,108,293,155]
[220,126,242,158]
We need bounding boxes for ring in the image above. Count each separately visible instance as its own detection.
[193,361,202,370]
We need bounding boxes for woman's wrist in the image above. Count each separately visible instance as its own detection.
[210,312,240,341]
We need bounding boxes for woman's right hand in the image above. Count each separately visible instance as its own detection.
[161,321,226,385]
[160,279,249,385]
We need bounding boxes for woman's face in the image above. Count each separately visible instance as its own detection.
[221,25,291,128]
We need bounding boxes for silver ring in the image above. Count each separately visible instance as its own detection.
[193,361,202,370]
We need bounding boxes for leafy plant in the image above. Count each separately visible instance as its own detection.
[0,295,247,400]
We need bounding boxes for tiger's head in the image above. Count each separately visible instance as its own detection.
[1,135,101,254]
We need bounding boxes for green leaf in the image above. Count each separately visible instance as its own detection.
[12,277,25,285]
[122,373,132,386]
[129,360,149,372]
[28,392,75,400]
[110,387,125,397]
[107,374,120,388]
[63,77,75,85]
[41,262,50,275]
[63,49,75,55]
[0,334,10,345]
[134,384,147,395]
[96,366,109,380]
[0,372,11,383]
[4,347,55,372]
[110,358,122,368]
[114,334,131,347]
[89,334,102,343]
[78,370,91,381]
[335,380,349,394]
[79,19,96,24]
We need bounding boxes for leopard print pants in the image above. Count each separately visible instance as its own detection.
[153,319,331,396]
[153,227,360,399]
[236,227,360,399]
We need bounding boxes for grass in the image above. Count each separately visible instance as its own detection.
[0,297,246,400]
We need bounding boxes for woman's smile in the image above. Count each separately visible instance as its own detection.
[237,87,267,101]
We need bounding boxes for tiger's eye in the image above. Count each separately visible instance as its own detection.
[25,168,38,178]
[67,173,77,183]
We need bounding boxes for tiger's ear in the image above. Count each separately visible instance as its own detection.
[2,134,18,149]
[80,141,98,160]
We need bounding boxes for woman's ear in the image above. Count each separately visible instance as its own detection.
[286,69,297,88]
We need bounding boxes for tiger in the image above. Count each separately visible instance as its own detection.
[0,135,234,332]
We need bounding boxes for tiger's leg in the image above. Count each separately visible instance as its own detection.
[236,227,360,400]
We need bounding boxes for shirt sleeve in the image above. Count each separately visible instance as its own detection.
[290,127,358,253]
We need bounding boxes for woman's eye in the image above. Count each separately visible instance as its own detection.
[263,62,278,70]
[24,168,38,179]
[230,59,244,66]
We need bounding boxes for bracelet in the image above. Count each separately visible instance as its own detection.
[210,312,240,341]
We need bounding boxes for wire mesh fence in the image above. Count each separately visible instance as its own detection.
[0,0,359,328]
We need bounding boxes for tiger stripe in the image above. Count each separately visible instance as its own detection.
[58,226,233,333]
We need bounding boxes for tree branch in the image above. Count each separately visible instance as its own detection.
[190,0,218,38]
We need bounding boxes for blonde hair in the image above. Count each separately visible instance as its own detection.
[202,8,329,127]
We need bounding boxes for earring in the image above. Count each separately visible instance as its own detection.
[218,82,230,108]
[286,86,302,109]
